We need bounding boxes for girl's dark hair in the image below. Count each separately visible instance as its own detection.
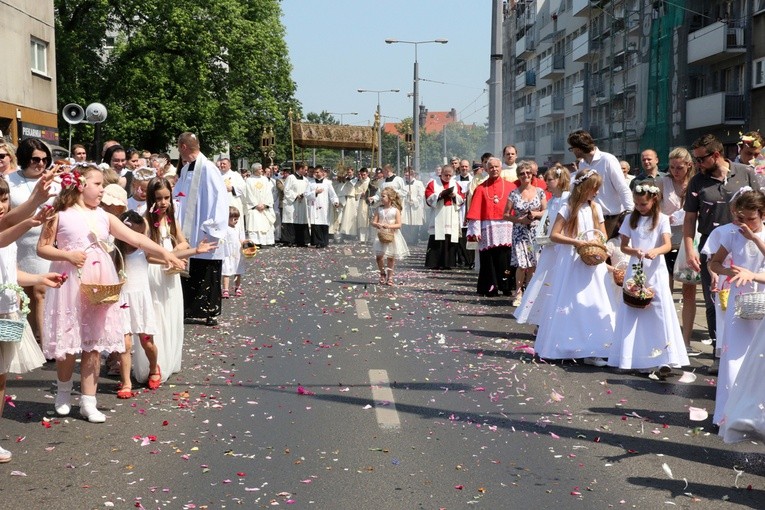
[102,144,125,165]
[629,187,662,230]
[145,177,177,246]
[113,210,146,272]
[734,189,765,215]
[17,138,52,169]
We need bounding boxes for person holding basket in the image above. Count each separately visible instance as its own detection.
[371,188,409,286]
[38,165,185,423]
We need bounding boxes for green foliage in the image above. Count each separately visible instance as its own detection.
[55,0,298,162]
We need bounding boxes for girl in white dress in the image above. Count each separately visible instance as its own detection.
[141,178,215,385]
[372,187,409,286]
[0,178,62,463]
[221,207,246,298]
[533,169,615,365]
[515,165,570,325]
[708,189,765,425]
[114,210,158,397]
[720,268,765,443]
[608,183,689,373]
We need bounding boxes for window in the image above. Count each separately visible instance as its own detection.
[754,57,765,88]
[30,38,48,75]
[756,0,765,14]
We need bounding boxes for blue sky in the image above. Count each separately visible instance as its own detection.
[281,0,492,127]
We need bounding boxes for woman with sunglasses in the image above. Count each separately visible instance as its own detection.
[0,142,18,177]
[7,138,57,347]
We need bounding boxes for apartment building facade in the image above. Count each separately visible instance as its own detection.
[0,0,58,146]
[504,0,760,168]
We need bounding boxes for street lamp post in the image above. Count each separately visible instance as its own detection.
[357,89,399,168]
[385,38,448,175]
[326,111,358,165]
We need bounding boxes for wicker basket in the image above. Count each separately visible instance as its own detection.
[377,229,394,243]
[734,284,765,320]
[0,284,29,343]
[576,229,608,266]
[612,261,627,287]
[241,240,259,258]
[623,282,654,308]
[79,243,126,306]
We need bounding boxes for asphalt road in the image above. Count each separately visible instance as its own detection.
[1,241,764,509]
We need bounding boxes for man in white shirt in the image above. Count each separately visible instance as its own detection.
[567,129,633,239]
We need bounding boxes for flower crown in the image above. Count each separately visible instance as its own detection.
[573,169,596,186]
[739,132,763,149]
[634,184,660,195]
[60,170,86,192]
[729,186,753,203]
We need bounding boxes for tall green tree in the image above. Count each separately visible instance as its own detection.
[55,0,298,161]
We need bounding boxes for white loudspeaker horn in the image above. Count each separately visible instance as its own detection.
[62,103,85,125]
[85,102,107,124]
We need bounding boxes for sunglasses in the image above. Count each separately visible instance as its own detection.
[0,153,9,159]
[31,156,49,164]
[518,172,532,176]
[694,152,714,163]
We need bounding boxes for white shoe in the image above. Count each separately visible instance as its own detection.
[80,395,106,423]
[0,445,12,463]
[583,357,608,367]
[55,380,72,416]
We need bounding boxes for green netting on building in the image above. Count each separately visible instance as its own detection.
[642,1,685,159]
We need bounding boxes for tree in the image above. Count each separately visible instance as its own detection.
[55,0,299,162]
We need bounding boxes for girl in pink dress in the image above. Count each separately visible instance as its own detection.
[38,165,184,423]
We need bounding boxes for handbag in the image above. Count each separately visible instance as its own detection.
[377,229,394,243]
[672,240,701,284]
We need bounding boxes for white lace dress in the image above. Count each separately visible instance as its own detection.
[372,206,410,259]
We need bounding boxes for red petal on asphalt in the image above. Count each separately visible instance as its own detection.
[454,485,464,490]
[237,472,246,477]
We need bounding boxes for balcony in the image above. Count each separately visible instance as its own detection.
[516,33,536,58]
[588,124,606,139]
[515,140,536,158]
[539,95,565,117]
[687,21,745,65]
[514,70,536,91]
[539,53,565,80]
[514,105,536,125]
[573,32,599,62]
[686,92,745,130]
[537,134,565,157]
[573,0,598,17]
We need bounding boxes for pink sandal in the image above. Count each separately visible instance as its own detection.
[222,289,230,299]
[235,287,243,297]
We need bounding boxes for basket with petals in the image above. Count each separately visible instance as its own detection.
[612,261,627,287]
[534,210,552,247]
[79,242,126,305]
[0,284,29,342]
[576,229,608,266]
[242,240,259,258]
[623,260,654,308]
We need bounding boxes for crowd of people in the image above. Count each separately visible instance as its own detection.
[1,126,765,465]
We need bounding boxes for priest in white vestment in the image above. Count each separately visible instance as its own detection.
[304,165,340,248]
[244,163,275,246]
[424,165,464,269]
[281,164,309,246]
[175,132,229,326]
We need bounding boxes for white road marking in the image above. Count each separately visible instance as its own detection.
[368,369,401,430]
[355,298,371,319]
[348,266,360,277]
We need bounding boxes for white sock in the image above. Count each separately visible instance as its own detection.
[80,394,106,423]
[55,379,73,416]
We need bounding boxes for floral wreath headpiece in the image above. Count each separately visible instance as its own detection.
[573,169,596,187]
[739,132,763,149]
[60,170,87,192]
[729,186,753,204]
[634,184,660,195]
